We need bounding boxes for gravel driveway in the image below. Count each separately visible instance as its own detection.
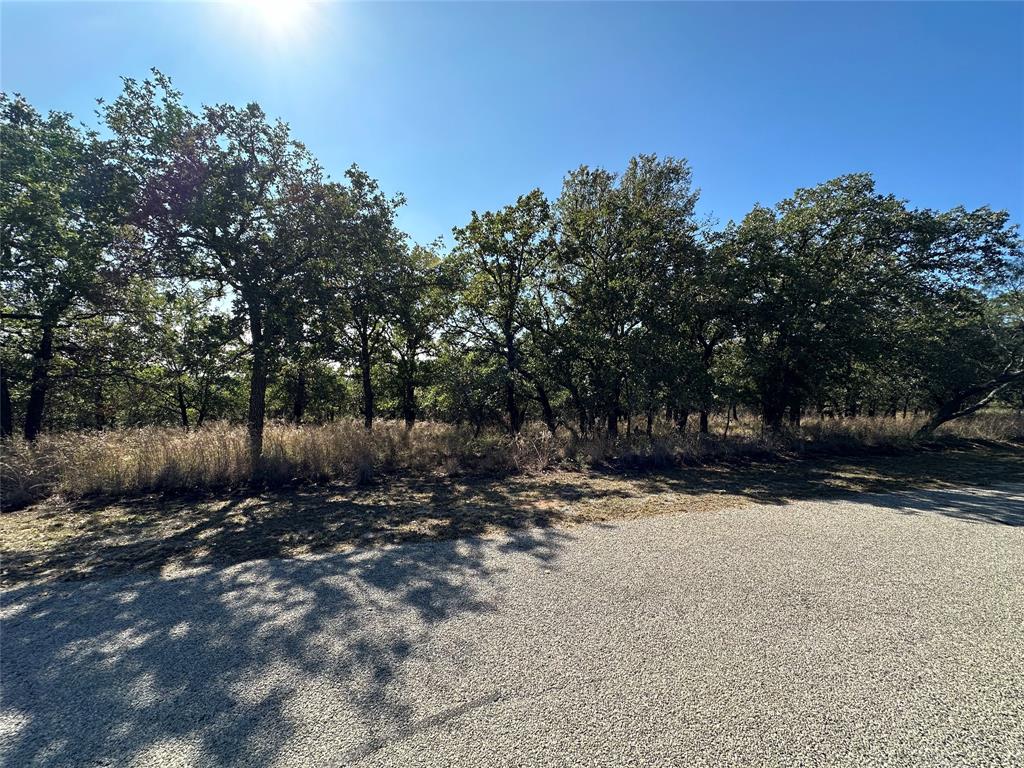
[2,484,1022,767]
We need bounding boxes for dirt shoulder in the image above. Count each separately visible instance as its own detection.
[3,440,1022,587]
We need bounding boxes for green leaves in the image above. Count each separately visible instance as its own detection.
[724,173,1022,428]
[4,78,1021,441]
[552,155,702,432]
[447,190,555,432]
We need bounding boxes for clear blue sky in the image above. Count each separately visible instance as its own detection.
[2,1,1022,245]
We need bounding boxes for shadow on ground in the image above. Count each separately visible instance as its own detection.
[2,442,1022,587]
[3,447,1022,767]
[628,442,1024,515]
[861,485,1024,526]
[1,526,569,767]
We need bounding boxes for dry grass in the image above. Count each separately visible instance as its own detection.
[3,440,1022,587]
[2,412,1022,512]
[798,410,1024,445]
[0,421,562,510]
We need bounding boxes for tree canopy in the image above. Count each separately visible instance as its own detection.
[2,73,1021,465]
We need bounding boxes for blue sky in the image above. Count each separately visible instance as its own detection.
[2,1,1022,245]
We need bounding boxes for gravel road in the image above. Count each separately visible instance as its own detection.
[2,484,1022,767]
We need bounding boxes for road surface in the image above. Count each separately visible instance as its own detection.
[2,484,1023,767]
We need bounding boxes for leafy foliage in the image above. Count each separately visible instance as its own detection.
[2,75,1021,466]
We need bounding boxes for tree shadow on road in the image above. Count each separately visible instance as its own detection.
[626,443,1024,523]
[3,446,1021,765]
[1,526,571,767]
[855,485,1024,526]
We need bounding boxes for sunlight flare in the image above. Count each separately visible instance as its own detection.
[231,0,315,42]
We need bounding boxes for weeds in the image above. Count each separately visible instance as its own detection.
[2,412,1021,511]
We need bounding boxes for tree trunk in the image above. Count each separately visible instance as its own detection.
[887,396,899,418]
[566,383,588,436]
[675,408,689,434]
[916,368,1024,438]
[788,394,801,427]
[246,308,268,469]
[918,406,953,437]
[698,343,715,437]
[0,368,12,438]
[176,382,190,430]
[534,380,556,435]
[402,376,416,429]
[505,377,521,434]
[292,369,307,425]
[196,380,211,428]
[763,400,786,432]
[23,324,55,441]
[606,383,621,437]
[360,331,374,430]
[402,338,417,429]
[646,410,654,437]
[606,410,618,437]
[504,336,521,434]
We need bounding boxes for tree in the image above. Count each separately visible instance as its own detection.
[447,190,556,434]
[140,287,242,429]
[385,243,445,428]
[554,155,699,436]
[729,176,908,429]
[679,234,742,433]
[1,93,133,439]
[104,71,324,465]
[909,289,1023,435]
[729,175,1021,431]
[316,168,406,430]
[7,80,1022,447]
[904,207,1022,434]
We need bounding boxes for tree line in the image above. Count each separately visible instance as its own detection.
[3,72,1022,464]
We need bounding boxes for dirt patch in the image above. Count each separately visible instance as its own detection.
[3,441,1021,587]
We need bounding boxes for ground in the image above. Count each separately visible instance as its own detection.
[1,443,1022,766]
[2,441,1022,586]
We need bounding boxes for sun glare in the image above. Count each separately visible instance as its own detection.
[231,0,314,42]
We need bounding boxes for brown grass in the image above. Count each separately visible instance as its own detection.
[1,421,553,510]
[3,439,1022,587]
[2,412,1022,512]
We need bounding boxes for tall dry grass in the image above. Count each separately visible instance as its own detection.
[2,412,1021,511]
[0,420,563,510]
